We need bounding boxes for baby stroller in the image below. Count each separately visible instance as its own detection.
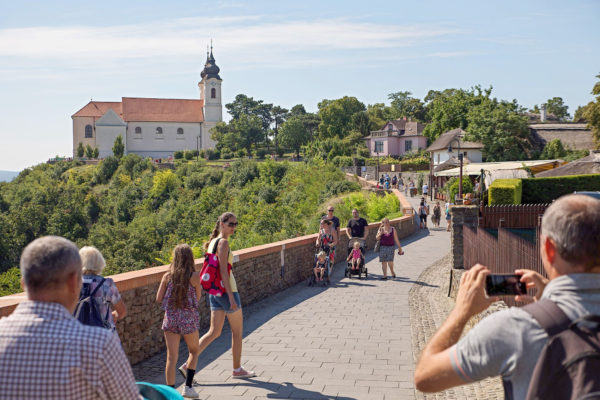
[308,244,331,287]
[344,238,368,279]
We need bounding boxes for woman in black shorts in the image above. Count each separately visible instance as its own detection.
[376,218,404,280]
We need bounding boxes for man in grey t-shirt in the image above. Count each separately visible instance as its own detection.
[414,195,600,399]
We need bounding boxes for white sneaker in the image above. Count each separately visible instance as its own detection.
[232,367,256,379]
[178,364,187,380]
[181,385,198,398]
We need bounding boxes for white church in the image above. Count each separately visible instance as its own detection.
[72,48,223,159]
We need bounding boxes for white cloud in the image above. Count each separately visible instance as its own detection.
[0,16,458,57]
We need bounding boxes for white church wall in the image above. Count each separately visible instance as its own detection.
[126,121,202,159]
[72,117,97,157]
[97,126,126,158]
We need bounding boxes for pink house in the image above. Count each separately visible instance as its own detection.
[363,119,428,157]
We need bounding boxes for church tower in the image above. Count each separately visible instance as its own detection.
[199,44,222,123]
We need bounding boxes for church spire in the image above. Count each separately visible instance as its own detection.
[200,41,221,80]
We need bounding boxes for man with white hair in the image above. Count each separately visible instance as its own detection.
[415,194,600,399]
[0,236,141,399]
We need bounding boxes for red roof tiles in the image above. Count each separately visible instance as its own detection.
[72,98,204,123]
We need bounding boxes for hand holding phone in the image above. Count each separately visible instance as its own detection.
[485,274,527,296]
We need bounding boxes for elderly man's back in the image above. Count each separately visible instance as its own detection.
[0,301,140,399]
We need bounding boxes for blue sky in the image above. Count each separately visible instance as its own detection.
[1,0,598,171]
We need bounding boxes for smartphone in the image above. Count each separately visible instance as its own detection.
[485,274,527,296]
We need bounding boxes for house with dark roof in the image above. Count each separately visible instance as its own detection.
[529,123,595,151]
[72,48,223,159]
[363,119,427,157]
[426,128,484,170]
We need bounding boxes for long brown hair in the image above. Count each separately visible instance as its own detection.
[168,244,195,309]
[203,212,237,250]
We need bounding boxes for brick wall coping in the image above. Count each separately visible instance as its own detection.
[0,188,413,318]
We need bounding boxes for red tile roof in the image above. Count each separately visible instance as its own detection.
[71,101,123,118]
[122,97,204,123]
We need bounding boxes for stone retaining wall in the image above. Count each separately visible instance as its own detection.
[0,192,416,365]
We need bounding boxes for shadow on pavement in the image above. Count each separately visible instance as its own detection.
[194,380,357,400]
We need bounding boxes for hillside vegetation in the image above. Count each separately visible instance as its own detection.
[0,156,377,295]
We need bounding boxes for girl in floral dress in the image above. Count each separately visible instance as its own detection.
[156,244,202,398]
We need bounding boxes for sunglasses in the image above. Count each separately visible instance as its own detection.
[328,209,334,212]
[226,222,238,227]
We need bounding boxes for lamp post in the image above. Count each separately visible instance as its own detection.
[196,135,200,162]
[375,150,380,186]
[447,138,463,202]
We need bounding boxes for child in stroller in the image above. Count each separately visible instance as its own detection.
[344,238,367,279]
[313,251,328,282]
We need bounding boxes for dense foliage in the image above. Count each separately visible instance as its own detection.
[521,174,600,204]
[488,179,523,205]
[0,157,364,294]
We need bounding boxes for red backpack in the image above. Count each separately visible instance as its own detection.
[199,238,232,297]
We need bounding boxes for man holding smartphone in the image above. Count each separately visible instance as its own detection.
[414,194,600,399]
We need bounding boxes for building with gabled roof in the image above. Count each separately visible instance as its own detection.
[363,118,427,157]
[426,128,484,167]
[72,48,223,159]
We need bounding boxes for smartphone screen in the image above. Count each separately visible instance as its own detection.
[485,274,527,296]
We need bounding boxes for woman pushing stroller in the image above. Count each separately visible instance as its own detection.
[315,219,338,280]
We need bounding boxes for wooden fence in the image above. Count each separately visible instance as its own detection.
[479,204,549,229]
[463,225,545,306]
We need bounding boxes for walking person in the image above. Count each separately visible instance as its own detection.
[78,246,127,333]
[194,213,255,382]
[418,199,429,229]
[432,201,442,229]
[323,206,340,240]
[445,201,452,232]
[375,218,404,280]
[316,219,338,280]
[156,244,202,398]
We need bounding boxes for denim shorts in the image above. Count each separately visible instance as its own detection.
[209,292,241,313]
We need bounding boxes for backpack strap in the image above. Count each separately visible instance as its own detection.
[209,237,222,254]
[89,277,107,298]
[522,298,571,336]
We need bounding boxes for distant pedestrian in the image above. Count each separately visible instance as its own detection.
[392,175,397,189]
[409,180,415,197]
[156,244,202,397]
[375,218,404,280]
[422,182,429,196]
[418,199,429,229]
[323,207,340,239]
[445,201,452,231]
[432,202,441,228]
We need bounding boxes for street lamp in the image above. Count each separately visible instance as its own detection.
[196,135,200,162]
[447,138,463,202]
[375,150,380,187]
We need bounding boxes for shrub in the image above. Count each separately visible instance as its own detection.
[204,149,218,160]
[184,150,194,160]
[445,176,474,202]
[236,149,247,158]
[221,151,233,160]
[198,149,205,159]
[488,179,522,205]
[331,155,354,167]
[254,148,267,159]
[174,151,184,159]
[319,180,361,202]
[521,174,600,204]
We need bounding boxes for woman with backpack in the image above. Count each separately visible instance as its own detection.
[78,246,127,332]
[156,244,202,398]
[182,212,255,385]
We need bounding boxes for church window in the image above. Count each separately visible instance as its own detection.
[135,127,142,134]
[177,128,184,135]
[85,125,93,138]
[156,127,163,134]
[211,88,216,99]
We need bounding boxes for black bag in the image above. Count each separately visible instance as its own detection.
[73,277,111,329]
[522,299,600,400]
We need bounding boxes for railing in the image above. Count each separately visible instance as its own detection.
[479,204,549,229]
[463,225,544,306]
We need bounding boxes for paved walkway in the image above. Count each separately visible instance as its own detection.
[133,195,452,399]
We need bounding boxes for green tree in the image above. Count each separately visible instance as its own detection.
[231,114,264,154]
[85,144,94,159]
[573,102,593,123]
[545,97,570,121]
[112,135,125,159]
[582,73,600,147]
[289,104,307,117]
[317,96,366,139]
[271,105,289,151]
[93,147,99,159]
[388,91,426,122]
[351,111,371,137]
[540,139,567,159]
[279,117,311,156]
[76,142,84,158]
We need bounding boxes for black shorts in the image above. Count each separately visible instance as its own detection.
[419,214,427,222]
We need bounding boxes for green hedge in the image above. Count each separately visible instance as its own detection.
[521,174,600,203]
[488,179,522,205]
